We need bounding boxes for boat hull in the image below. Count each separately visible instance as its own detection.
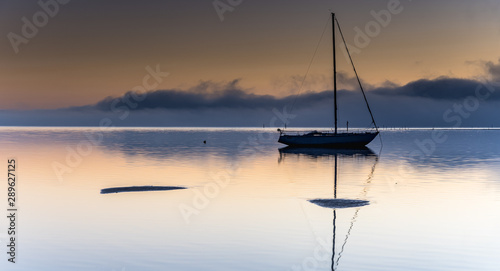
[278,132,378,148]
[278,146,375,157]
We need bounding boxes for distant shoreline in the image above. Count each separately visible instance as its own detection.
[1,126,500,130]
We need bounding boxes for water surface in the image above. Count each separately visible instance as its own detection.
[0,127,499,270]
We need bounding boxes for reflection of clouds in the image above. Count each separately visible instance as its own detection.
[309,198,369,208]
[97,129,278,161]
[0,128,277,161]
[2,128,500,170]
[99,130,205,159]
[394,130,500,169]
[101,186,186,194]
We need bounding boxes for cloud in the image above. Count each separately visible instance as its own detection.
[85,80,341,112]
[485,58,500,81]
[336,71,375,90]
[84,76,500,115]
[3,75,500,128]
[372,77,500,100]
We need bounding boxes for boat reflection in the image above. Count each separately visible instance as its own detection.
[278,146,376,164]
[278,146,379,270]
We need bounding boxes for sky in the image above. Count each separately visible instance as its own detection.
[1,0,500,127]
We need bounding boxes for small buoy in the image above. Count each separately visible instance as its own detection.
[203,140,206,144]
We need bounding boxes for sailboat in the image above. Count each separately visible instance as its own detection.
[278,13,379,148]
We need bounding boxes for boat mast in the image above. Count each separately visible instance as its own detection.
[332,13,338,134]
[332,152,338,270]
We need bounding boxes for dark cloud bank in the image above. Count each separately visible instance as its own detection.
[2,76,500,127]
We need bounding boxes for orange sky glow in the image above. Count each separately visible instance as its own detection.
[1,0,500,110]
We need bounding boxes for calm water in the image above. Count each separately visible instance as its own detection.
[0,127,499,271]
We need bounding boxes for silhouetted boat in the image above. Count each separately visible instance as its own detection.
[279,146,375,155]
[278,13,379,148]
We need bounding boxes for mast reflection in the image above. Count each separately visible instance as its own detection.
[278,146,380,270]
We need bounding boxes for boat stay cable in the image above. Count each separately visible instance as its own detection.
[334,17,379,133]
[334,152,380,270]
[287,16,331,127]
